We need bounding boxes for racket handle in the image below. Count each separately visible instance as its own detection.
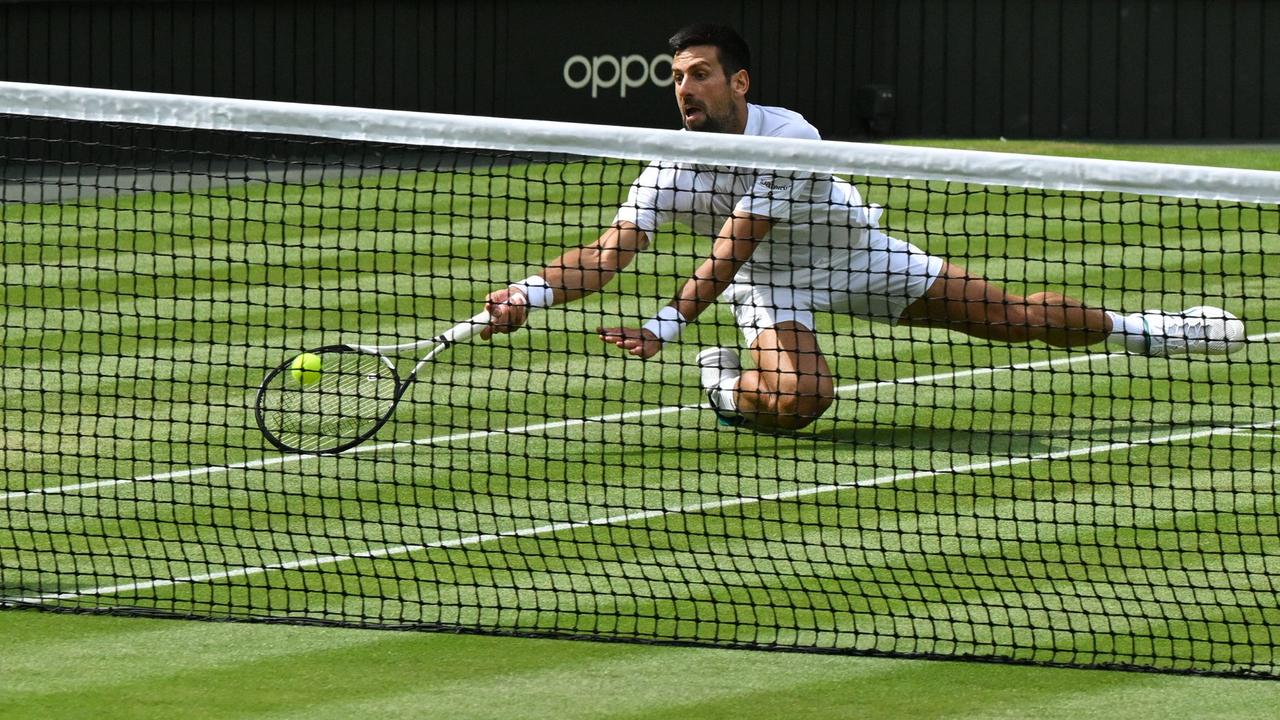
[437,310,493,346]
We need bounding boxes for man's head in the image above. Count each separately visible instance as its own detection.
[667,23,751,133]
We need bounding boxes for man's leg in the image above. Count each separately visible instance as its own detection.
[897,262,1109,346]
[899,261,1246,355]
[699,321,834,431]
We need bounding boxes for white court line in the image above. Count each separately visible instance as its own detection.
[0,348,1101,504]
[0,404,691,504]
[4,329,1278,505]
[8,416,1278,606]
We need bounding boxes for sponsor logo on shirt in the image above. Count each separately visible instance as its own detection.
[759,178,791,192]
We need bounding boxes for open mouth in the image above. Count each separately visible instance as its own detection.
[683,105,705,123]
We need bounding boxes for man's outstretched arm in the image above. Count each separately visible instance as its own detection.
[481,221,649,339]
[598,212,772,358]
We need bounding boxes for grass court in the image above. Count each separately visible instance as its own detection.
[3,140,1280,717]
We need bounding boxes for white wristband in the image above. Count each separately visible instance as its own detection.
[641,306,688,345]
[510,275,554,309]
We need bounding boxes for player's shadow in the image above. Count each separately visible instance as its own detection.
[807,419,1207,457]
[809,425,1058,456]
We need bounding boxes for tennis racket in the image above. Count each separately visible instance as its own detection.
[254,310,492,454]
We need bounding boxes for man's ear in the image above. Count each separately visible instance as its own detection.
[732,69,750,97]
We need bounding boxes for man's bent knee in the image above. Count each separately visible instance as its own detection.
[746,321,834,430]
[757,383,834,430]
[780,393,833,429]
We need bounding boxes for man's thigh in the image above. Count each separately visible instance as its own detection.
[748,321,834,396]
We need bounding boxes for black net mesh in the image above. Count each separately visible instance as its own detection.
[2,114,1278,678]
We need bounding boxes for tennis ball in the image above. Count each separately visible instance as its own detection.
[290,352,323,386]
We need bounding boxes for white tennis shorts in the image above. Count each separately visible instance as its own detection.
[722,229,945,347]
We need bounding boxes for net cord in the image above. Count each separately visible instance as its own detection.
[3,80,1278,204]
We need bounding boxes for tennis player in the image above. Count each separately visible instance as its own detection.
[482,23,1246,431]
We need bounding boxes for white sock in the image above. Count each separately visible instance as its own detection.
[1105,310,1154,354]
[713,377,739,413]
[697,348,742,414]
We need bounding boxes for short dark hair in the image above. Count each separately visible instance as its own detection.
[668,23,751,77]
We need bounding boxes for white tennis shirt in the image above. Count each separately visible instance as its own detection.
[613,103,876,285]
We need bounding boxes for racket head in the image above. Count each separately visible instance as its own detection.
[254,345,406,454]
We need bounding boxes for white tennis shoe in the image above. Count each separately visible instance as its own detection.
[1136,306,1247,357]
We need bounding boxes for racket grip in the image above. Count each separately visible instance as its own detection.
[438,310,493,345]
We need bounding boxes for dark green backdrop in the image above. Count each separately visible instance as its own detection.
[2,0,1277,140]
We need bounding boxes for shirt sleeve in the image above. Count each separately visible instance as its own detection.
[612,162,671,235]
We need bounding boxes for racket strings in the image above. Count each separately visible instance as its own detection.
[261,351,401,452]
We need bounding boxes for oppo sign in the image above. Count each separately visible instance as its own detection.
[563,53,674,98]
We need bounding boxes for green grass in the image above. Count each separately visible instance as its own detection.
[3,140,1280,715]
[4,610,1280,720]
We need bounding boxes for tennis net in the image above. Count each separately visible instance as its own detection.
[3,82,1280,678]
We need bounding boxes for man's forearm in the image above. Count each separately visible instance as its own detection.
[542,247,619,304]
[670,265,734,323]
[669,213,768,322]
[532,224,645,305]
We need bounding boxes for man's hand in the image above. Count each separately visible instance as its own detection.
[481,287,530,340]
[597,326,663,359]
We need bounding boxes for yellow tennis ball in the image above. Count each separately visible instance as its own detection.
[289,352,323,386]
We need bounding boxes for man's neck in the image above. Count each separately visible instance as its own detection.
[730,102,750,134]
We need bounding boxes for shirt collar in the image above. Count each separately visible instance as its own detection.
[743,103,761,136]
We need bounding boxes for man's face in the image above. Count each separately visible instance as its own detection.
[671,45,747,133]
